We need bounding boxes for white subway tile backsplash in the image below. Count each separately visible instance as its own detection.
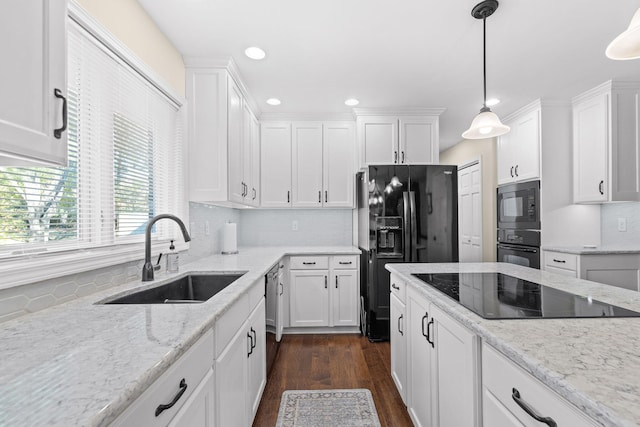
[601,202,640,247]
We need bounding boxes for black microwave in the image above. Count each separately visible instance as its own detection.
[497,180,540,230]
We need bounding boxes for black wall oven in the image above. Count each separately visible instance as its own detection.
[497,181,541,269]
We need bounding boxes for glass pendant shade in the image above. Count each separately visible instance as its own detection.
[390,175,402,188]
[462,108,511,139]
[606,8,640,60]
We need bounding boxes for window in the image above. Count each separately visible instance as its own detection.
[0,19,184,258]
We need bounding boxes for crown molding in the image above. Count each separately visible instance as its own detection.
[259,112,356,122]
[352,107,446,117]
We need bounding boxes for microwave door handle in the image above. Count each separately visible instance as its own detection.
[410,191,418,262]
[403,192,410,262]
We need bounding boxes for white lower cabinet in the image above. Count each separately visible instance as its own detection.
[390,290,407,403]
[247,299,267,419]
[404,286,479,427]
[483,343,599,427]
[110,330,215,427]
[288,255,359,329]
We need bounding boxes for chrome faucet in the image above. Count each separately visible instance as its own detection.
[142,214,191,281]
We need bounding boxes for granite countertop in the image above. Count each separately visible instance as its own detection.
[543,245,640,255]
[386,262,640,427]
[0,246,360,427]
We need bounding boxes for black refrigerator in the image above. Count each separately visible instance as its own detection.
[357,165,458,341]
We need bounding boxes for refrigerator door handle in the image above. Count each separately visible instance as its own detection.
[410,191,418,262]
[402,192,411,262]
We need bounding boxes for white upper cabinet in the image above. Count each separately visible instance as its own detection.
[292,122,324,207]
[573,81,640,203]
[0,0,68,166]
[497,104,541,185]
[186,64,259,207]
[260,122,292,208]
[264,121,355,208]
[357,112,442,166]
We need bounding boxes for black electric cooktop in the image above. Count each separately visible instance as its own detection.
[412,272,640,319]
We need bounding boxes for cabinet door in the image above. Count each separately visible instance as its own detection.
[227,78,245,203]
[0,0,67,165]
[390,292,407,403]
[260,122,292,207]
[497,129,515,185]
[407,290,434,427]
[290,270,329,327]
[573,93,608,203]
[168,369,215,427]
[215,321,249,427]
[361,117,398,164]
[324,122,355,207]
[247,299,266,420]
[248,113,260,206]
[332,269,358,326]
[399,116,438,164]
[512,108,541,182]
[291,122,323,207]
[432,305,478,427]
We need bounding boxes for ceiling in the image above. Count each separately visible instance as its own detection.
[138,0,640,151]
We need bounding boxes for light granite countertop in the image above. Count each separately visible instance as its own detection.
[0,246,360,427]
[543,245,640,255]
[386,262,640,427]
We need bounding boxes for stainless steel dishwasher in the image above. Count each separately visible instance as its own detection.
[264,263,280,374]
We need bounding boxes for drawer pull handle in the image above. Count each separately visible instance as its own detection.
[391,283,400,290]
[512,388,557,427]
[302,262,316,265]
[155,378,188,416]
[552,259,566,263]
[339,261,352,265]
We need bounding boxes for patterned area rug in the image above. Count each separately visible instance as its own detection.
[275,389,382,427]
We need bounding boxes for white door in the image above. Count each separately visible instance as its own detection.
[458,162,483,262]
[248,113,260,205]
[573,93,608,203]
[260,122,292,207]
[227,78,244,203]
[331,270,358,326]
[361,117,398,164]
[407,290,434,427]
[0,0,67,166]
[323,122,355,207]
[512,108,541,182]
[215,321,249,427]
[289,270,329,327]
[390,292,407,403]
[399,116,438,164]
[292,122,323,207]
[247,299,267,420]
[276,262,285,341]
[168,369,215,427]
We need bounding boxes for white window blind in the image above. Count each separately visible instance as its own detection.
[0,20,184,257]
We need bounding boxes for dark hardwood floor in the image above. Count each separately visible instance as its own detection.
[252,334,413,427]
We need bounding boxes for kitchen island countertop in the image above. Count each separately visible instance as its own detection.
[0,246,359,427]
[543,245,640,255]
[386,262,640,427]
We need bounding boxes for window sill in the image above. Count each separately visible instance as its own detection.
[0,241,189,291]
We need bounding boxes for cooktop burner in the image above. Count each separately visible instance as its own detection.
[412,272,640,319]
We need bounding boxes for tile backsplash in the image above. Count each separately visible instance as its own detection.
[0,203,353,322]
[601,202,640,246]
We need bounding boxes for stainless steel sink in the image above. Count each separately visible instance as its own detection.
[102,273,246,304]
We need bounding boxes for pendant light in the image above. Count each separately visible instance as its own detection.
[462,0,510,140]
[606,8,640,60]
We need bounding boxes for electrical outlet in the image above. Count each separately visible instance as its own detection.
[205,221,210,236]
[292,220,298,231]
[618,217,627,232]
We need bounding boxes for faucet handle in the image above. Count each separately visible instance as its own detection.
[154,253,163,271]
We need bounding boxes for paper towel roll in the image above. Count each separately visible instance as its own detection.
[222,222,238,254]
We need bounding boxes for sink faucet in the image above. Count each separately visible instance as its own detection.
[143,214,191,281]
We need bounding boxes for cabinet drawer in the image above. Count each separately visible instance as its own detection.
[389,273,405,303]
[290,255,329,270]
[482,343,598,427]
[544,251,577,271]
[248,278,265,312]
[111,330,214,427]
[331,255,358,269]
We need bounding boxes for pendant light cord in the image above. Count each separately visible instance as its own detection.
[483,15,487,109]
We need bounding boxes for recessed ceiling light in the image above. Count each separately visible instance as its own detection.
[345,98,360,106]
[245,47,266,60]
[486,98,501,107]
[266,98,281,106]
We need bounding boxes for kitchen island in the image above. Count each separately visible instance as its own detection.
[0,246,359,427]
[387,262,640,427]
